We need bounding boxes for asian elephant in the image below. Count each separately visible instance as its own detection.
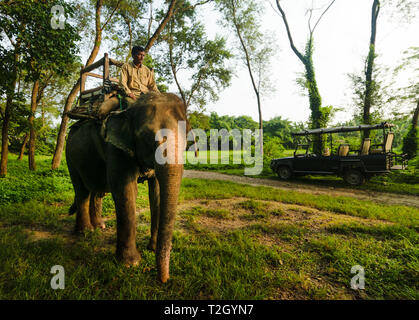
[65,92,188,283]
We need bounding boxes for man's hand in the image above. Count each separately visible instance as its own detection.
[128,92,136,100]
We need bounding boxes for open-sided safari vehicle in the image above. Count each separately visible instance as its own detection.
[270,122,408,186]
[67,53,123,119]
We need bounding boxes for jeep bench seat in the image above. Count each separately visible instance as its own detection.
[337,144,349,157]
[370,132,394,154]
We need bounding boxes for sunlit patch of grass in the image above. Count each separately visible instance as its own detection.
[236,200,269,220]
[325,223,418,243]
[248,222,310,241]
[204,208,233,220]
[180,178,419,228]
[269,207,285,217]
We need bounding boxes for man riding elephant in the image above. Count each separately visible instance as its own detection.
[98,46,160,118]
[67,92,188,283]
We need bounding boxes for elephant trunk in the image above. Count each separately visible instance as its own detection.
[155,163,183,283]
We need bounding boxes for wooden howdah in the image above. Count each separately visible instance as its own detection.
[67,53,123,120]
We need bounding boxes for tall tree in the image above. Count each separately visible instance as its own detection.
[0,0,79,175]
[275,0,336,154]
[402,100,419,159]
[51,0,179,169]
[106,1,149,62]
[393,46,419,159]
[0,35,19,177]
[145,0,178,52]
[362,0,380,138]
[27,73,55,170]
[350,0,418,138]
[217,0,275,155]
[51,0,121,169]
[159,0,232,110]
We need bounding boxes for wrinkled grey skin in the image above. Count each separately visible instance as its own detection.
[66,92,187,283]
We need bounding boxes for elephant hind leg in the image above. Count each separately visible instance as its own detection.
[89,192,105,229]
[70,173,94,234]
[74,190,93,234]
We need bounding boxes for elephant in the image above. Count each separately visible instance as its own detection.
[65,92,188,283]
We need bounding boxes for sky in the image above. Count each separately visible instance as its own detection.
[89,0,419,125]
[187,0,419,124]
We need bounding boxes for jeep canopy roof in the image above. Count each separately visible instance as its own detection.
[291,122,394,136]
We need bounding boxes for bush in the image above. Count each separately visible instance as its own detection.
[402,125,418,160]
[263,136,284,161]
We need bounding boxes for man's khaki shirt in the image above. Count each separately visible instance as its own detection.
[119,61,160,97]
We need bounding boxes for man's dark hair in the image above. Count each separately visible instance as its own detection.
[132,46,145,56]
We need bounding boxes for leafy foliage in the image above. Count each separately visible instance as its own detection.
[155,0,233,110]
[216,0,277,132]
[0,0,80,81]
[402,125,418,159]
[348,57,387,125]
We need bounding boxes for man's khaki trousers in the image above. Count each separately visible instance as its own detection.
[97,96,136,118]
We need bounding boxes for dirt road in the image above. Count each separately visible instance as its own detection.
[183,170,419,208]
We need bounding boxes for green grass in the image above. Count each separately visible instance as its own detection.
[0,154,418,299]
[180,179,419,229]
[184,149,419,196]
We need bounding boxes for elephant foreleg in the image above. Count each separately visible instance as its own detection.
[107,148,141,266]
[147,177,160,252]
[89,192,105,229]
[112,180,141,266]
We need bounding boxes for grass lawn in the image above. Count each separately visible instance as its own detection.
[0,155,418,299]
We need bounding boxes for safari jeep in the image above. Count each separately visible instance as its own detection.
[270,123,408,186]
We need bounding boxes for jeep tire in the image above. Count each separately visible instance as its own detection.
[343,169,365,186]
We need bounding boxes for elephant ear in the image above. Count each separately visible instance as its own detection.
[102,111,134,158]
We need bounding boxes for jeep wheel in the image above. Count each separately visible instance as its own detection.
[343,169,365,186]
[277,166,293,180]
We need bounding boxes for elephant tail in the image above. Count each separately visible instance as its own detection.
[69,202,77,215]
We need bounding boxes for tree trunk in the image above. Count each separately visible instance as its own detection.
[0,100,12,177]
[402,98,419,159]
[256,92,263,155]
[28,80,40,171]
[275,1,305,63]
[231,0,263,155]
[276,2,326,155]
[168,21,187,106]
[51,81,80,169]
[41,100,45,127]
[0,47,19,177]
[18,133,29,160]
[147,1,153,40]
[304,39,323,154]
[145,0,177,54]
[122,13,132,63]
[51,0,104,169]
[363,0,380,138]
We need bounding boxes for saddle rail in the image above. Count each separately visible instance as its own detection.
[68,53,123,120]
